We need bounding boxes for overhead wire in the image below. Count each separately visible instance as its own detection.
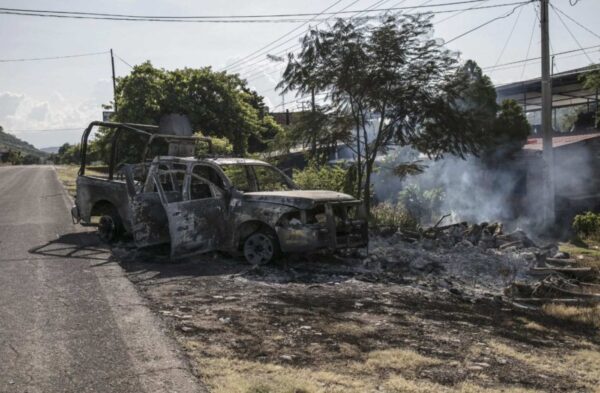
[220,0,344,72]
[520,4,537,78]
[236,0,391,82]
[493,3,524,66]
[225,0,399,75]
[445,1,531,45]
[434,0,490,24]
[483,43,600,71]
[0,50,108,63]
[550,3,600,41]
[114,54,134,68]
[0,1,501,21]
[550,3,593,63]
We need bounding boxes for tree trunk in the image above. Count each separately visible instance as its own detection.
[310,87,317,158]
[350,99,363,200]
[363,158,373,215]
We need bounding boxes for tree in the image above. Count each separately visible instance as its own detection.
[94,62,283,163]
[581,66,600,127]
[7,150,22,165]
[280,15,494,212]
[491,99,530,155]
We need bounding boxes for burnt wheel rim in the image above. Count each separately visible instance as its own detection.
[244,233,274,265]
[98,215,115,241]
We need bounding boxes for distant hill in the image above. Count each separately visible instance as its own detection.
[0,127,47,157]
[40,146,60,154]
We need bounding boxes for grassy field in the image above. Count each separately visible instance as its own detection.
[54,165,107,198]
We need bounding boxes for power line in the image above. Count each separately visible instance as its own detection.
[6,128,82,133]
[520,5,537,78]
[244,0,525,83]
[114,54,133,69]
[434,0,490,24]
[493,3,523,66]
[221,0,345,72]
[235,0,382,78]
[0,1,500,21]
[223,0,390,74]
[486,49,600,73]
[445,1,532,44]
[483,43,600,70]
[550,4,593,63]
[551,3,600,41]
[241,0,404,83]
[0,50,108,63]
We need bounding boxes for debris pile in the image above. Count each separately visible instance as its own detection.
[367,221,599,305]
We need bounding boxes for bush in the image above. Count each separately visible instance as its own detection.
[370,202,418,233]
[195,132,233,156]
[293,163,353,195]
[573,211,600,239]
[397,184,445,223]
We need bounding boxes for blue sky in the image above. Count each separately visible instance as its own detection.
[1,0,599,148]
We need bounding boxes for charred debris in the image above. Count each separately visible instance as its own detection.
[368,219,599,308]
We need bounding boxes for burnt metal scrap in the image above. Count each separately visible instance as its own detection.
[71,120,368,265]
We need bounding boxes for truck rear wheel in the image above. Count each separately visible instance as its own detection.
[243,229,280,266]
[97,206,123,243]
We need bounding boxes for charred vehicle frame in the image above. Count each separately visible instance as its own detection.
[71,121,368,264]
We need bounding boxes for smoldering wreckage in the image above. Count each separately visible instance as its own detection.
[71,115,600,308]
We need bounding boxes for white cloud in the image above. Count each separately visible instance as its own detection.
[0,92,25,118]
[0,81,112,147]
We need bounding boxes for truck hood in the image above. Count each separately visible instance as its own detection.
[243,190,357,209]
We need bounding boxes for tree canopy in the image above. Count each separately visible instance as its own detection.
[278,16,531,209]
[94,62,282,163]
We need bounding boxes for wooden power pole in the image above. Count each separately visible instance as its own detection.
[540,0,555,226]
[110,49,118,114]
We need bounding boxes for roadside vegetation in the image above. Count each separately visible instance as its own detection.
[0,125,47,165]
[55,165,107,198]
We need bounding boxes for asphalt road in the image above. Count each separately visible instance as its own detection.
[0,166,204,393]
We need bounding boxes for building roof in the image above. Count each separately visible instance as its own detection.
[522,132,600,150]
[496,65,599,111]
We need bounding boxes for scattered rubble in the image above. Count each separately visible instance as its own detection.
[368,221,599,305]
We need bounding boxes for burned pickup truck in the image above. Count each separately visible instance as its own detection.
[71,120,368,264]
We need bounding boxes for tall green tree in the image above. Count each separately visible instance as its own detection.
[280,15,496,211]
[94,62,282,163]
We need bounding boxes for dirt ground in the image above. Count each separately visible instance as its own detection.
[111,245,600,393]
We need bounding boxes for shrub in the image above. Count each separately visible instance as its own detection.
[370,202,418,233]
[573,211,600,239]
[397,184,445,223]
[293,162,353,195]
[195,132,233,156]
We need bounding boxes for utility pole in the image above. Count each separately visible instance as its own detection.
[110,49,118,114]
[540,0,555,227]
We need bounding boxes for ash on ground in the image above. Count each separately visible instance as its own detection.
[240,222,559,301]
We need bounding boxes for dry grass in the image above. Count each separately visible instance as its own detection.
[362,348,441,374]
[320,320,378,336]
[186,340,551,393]
[542,303,600,329]
[54,164,107,198]
[384,376,542,393]
[559,241,600,269]
[489,339,600,391]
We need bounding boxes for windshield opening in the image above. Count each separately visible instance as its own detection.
[221,164,295,192]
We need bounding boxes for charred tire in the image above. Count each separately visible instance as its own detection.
[243,229,280,266]
[97,206,123,243]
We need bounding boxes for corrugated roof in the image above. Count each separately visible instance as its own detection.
[522,132,600,150]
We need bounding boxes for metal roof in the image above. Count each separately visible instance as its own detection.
[496,65,599,111]
[522,132,600,150]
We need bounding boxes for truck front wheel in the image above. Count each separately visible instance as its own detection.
[243,229,280,266]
